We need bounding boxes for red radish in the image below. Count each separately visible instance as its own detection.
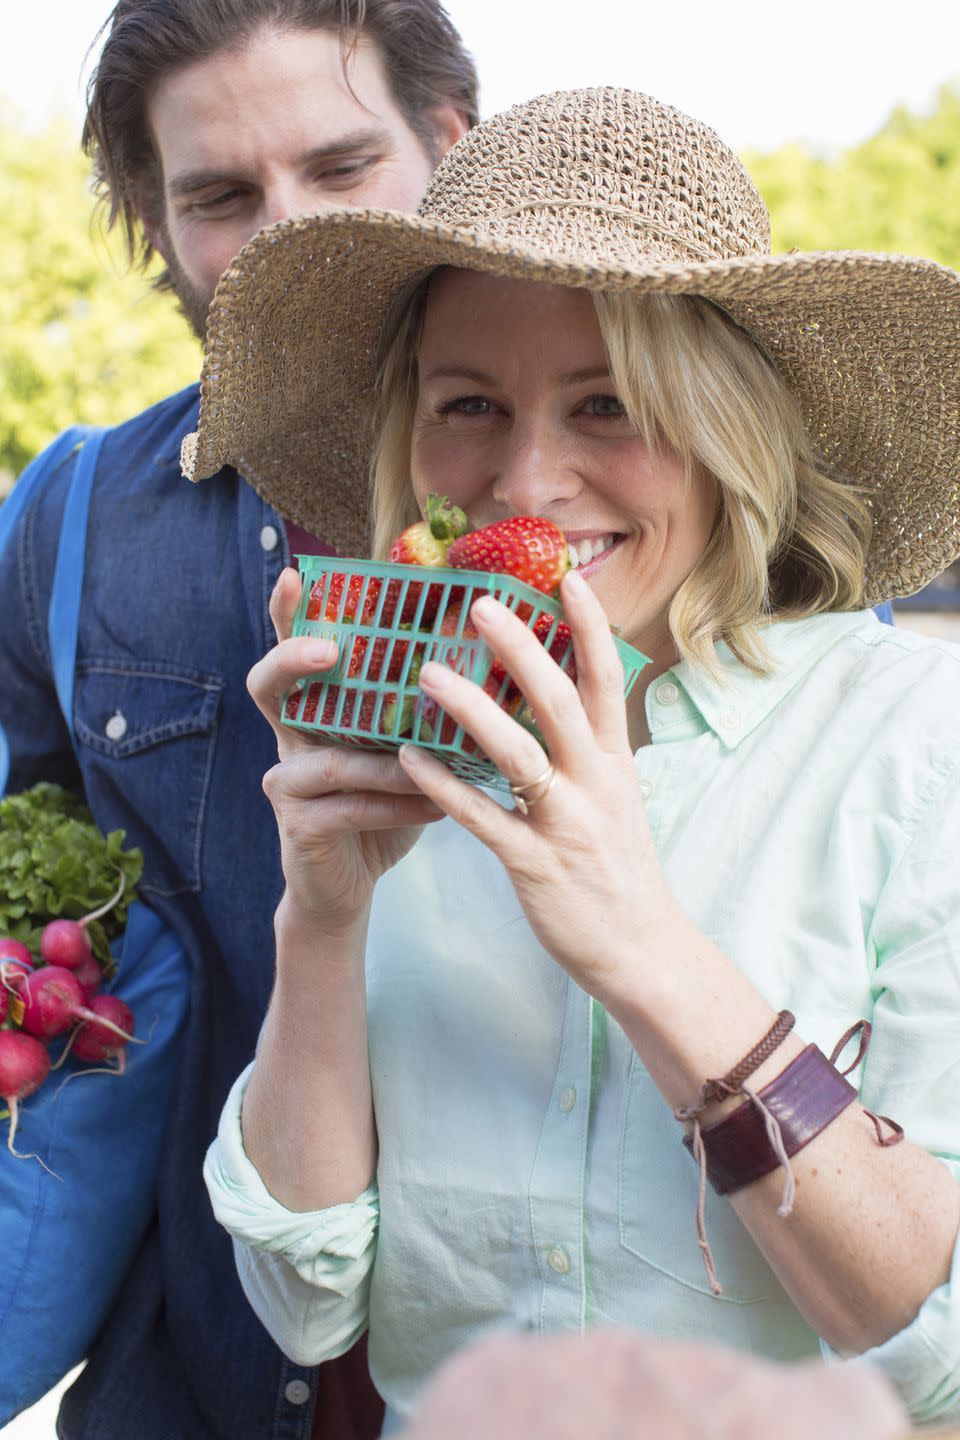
[71,995,135,1065]
[0,937,33,970]
[40,918,92,970]
[20,967,88,1038]
[19,966,135,1044]
[73,949,103,1002]
[0,1031,51,1155]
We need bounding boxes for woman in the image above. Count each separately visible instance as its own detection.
[194,89,960,1431]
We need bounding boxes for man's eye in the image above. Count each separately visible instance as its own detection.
[191,189,247,212]
[439,396,493,417]
[582,394,627,417]
[320,158,376,184]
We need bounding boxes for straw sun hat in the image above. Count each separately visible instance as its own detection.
[181,87,960,602]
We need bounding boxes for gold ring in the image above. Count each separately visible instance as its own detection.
[509,763,556,815]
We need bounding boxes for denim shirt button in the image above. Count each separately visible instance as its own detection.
[259,524,280,552]
[284,1379,311,1405]
[105,710,128,741]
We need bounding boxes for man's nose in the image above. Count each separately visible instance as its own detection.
[491,422,580,514]
[260,180,318,227]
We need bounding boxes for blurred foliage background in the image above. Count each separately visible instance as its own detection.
[1,83,958,496]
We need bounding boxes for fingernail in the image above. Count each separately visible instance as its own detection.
[304,640,336,664]
[471,595,501,622]
[562,568,586,594]
[418,661,448,689]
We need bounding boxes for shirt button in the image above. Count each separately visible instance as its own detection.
[559,1087,577,1113]
[720,709,741,729]
[260,524,280,552]
[655,681,680,706]
[105,711,128,741]
[547,1245,570,1275]
[284,1380,311,1406]
[636,778,654,801]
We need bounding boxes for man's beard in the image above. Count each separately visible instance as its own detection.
[158,236,214,342]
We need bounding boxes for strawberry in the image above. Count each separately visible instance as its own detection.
[388,494,468,626]
[306,571,383,624]
[447,516,570,596]
[388,493,467,567]
[532,613,576,680]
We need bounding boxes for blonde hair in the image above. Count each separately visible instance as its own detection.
[371,273,872,676]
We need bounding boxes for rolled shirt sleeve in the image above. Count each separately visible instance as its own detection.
[204,1064,379,1366]
[822,761,960,1423]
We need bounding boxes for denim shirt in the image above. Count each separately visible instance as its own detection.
[0,386,327,1439]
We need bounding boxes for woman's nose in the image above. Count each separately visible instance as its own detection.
[491,423,580,514]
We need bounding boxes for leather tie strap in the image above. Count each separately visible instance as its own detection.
[684,1044,858,1194]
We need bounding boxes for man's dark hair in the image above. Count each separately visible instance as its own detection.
[83,0,479,279]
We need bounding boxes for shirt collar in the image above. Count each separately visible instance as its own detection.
[653,610,882,749]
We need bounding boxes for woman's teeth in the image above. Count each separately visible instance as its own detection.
[566,534,617,569]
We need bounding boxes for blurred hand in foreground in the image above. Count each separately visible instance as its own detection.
[401,1330,909,1440]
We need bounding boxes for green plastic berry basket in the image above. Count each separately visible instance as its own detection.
[283,556,650,790]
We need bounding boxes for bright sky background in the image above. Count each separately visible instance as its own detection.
[4,0,959,153]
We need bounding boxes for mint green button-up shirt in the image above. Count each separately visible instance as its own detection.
[206,611,960,1431]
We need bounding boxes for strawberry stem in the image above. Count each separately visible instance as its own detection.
[426,493,467,543]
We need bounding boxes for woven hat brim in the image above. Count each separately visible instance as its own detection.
[183,210,960,603]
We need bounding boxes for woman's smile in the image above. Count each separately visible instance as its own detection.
[410,269,719,654]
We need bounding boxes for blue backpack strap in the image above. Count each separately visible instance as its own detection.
[0,427,92,558]
[0,428,96,794]
[47,429,106,744]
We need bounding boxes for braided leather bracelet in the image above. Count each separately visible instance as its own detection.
[675,1016,904,1295]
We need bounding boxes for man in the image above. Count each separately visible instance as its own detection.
[0,3,475,1435]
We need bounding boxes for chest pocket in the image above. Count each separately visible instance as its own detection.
[619,1056,779,1304]
[74,660,223,897]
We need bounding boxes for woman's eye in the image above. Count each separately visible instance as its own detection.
[582,394,627,418]
[439,396,493,417]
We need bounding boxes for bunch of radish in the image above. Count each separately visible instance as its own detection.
[0,877,137,1159]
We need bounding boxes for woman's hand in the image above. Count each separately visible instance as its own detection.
[396,568,681,1005]
[248,567,444,939]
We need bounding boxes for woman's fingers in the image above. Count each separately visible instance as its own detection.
[248,635,339,734]
[465,588,626,776]
[269,566,302,643]
[398,743,527,850]
[265,749,445,831]
[557,570,632,753]
[418,658,553,789]
[271,746,438,801]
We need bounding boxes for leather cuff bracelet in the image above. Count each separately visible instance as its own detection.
[683,1043,857,1196]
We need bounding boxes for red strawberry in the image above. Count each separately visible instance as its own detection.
[388,494,469,626]
[388,493,467,567]
[532,613,576,680]
[447,516,571,595]
[306,571,383,624]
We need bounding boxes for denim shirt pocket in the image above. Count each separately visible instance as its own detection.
[619,1055,778,1304]
[74,660,223,897]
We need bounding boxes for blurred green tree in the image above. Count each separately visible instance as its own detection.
[744,83,960,266]
[0,106,197,495]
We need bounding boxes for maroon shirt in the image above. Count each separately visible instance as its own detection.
[285,519,338,562]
